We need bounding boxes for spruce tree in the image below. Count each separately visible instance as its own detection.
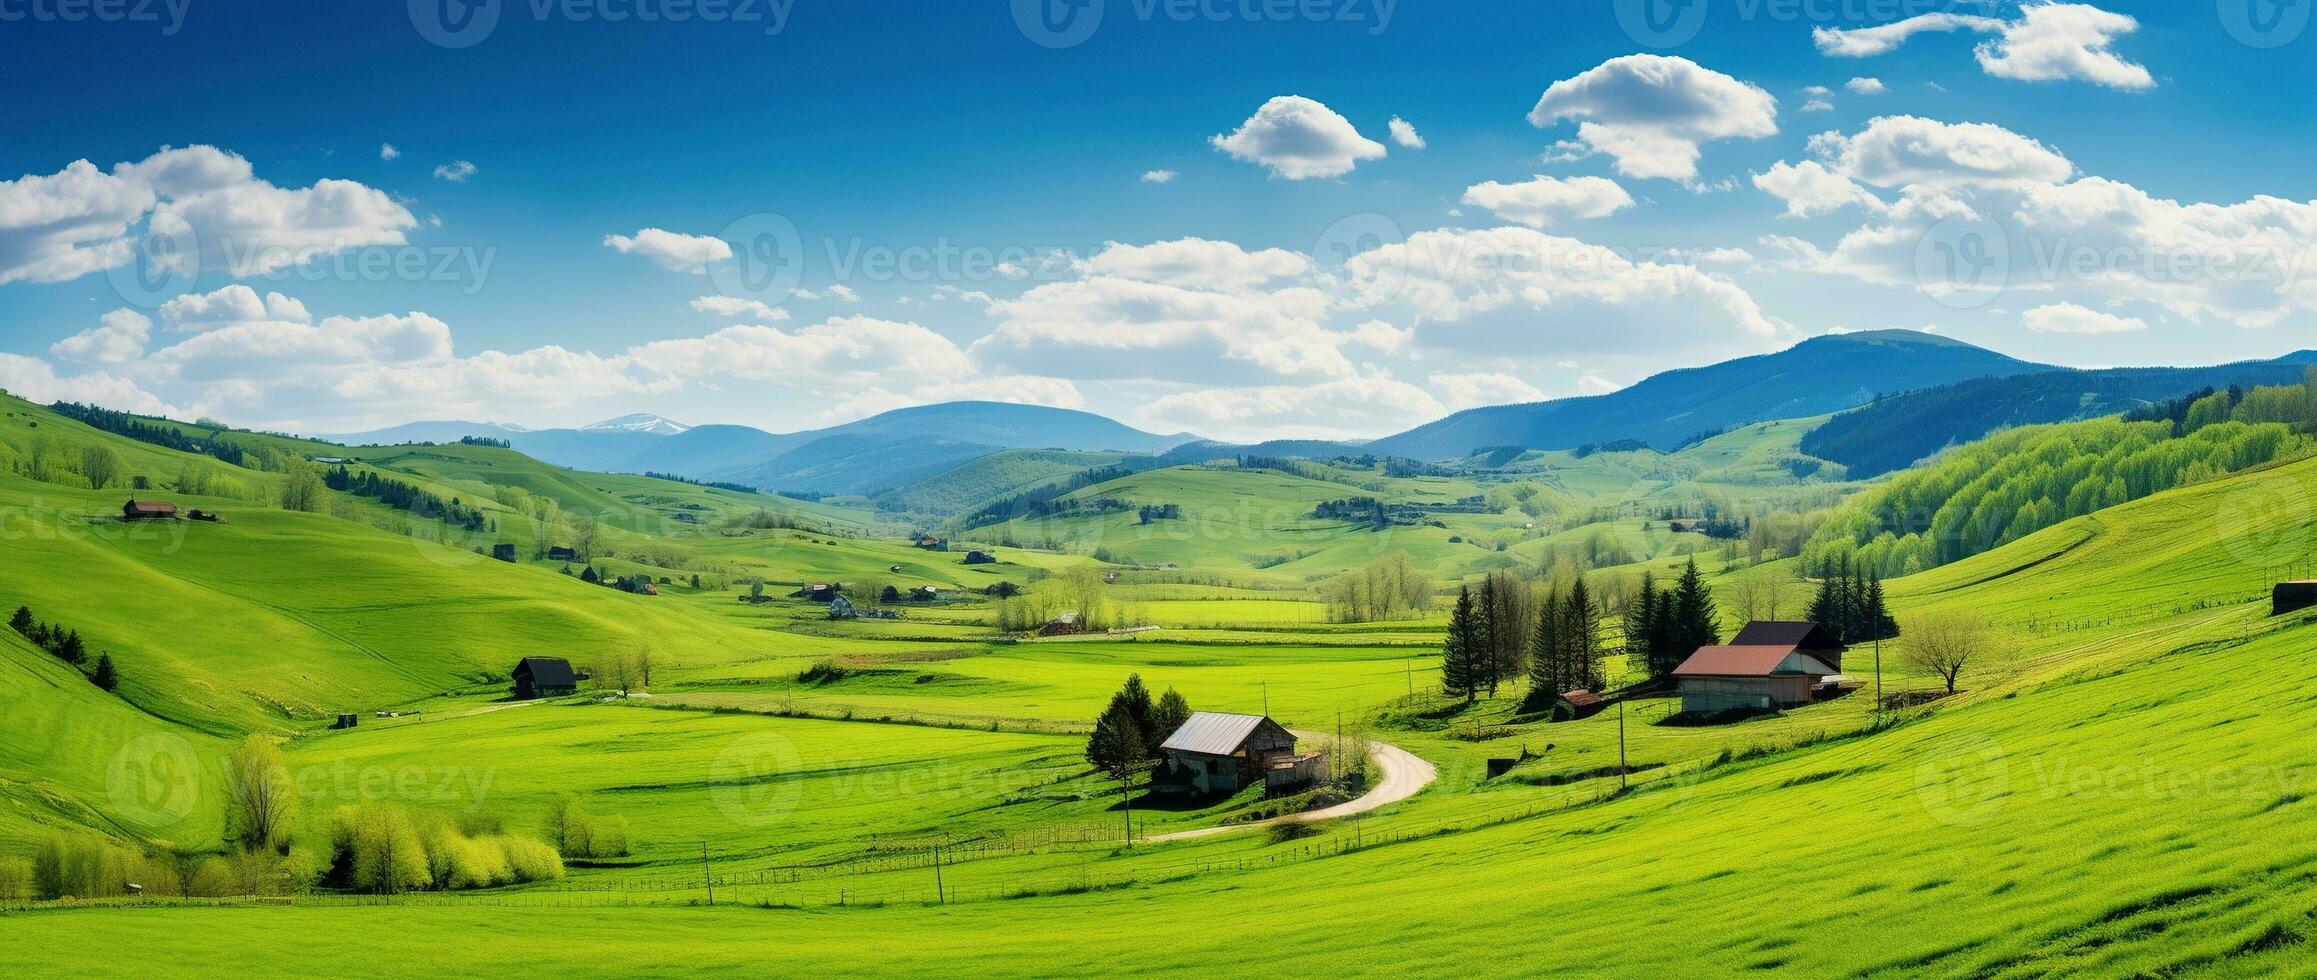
[1565,579,1600,691]
[1624,573,1656,677]
[57,630,86,666]
[90,653,117,691]
[7,606,31,636]
[1669,559,1720,664]
[1527,585,1566,703]
[1441,586,1483,702]
[1865,575,1900,641]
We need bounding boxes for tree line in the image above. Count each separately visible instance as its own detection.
[9,605,117,691]
[1439,559,1727,705]
[324,466,490,531]
[47,401,248,467]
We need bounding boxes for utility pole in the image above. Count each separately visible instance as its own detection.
[1874,635,1884,728]
[1618,701,1628,791]
[933,833,947,905]
[1261,680,1269,716]
[701,842,715,907]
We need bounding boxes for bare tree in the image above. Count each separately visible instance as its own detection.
[1901,610,1994,695]
[224,735,299,853]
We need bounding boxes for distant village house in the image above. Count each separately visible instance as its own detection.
[2274,581,2317,617]
[511,657,579,699]
[1672,621,1844,714]
[122,499,178,521]
[1154,712,1310,796]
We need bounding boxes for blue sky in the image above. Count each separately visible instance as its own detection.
[2,1,2314,440]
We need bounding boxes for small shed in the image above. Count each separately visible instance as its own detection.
[1667,518,1701,533]
[332,713,359,730]
[911,585,939,601]
[828,596,859,619]
[491,543,518,562]
[511,657,578,699]
[2274,581,2317,617]
[547,546,579,562]
[1155,712,1298,795]
[1673,622,1845,715]
[122,499,178,521]
[1552,689,1606,722]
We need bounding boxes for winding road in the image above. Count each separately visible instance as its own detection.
[1145,733,1437,843]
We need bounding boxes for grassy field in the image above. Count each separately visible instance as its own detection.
[5,387,2316,975]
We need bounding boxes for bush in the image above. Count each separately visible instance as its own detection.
[1266,819,1322,845]
[0,858,29,900]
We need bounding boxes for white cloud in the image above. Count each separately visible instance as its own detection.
[379,143,401,161]
[1460,175,1634,228]
[1845,77,1887,94]
[1138,374,1445,442]
[2022,301,2146,334]
[1388,116,1425,149]
[826,375,1086,424]
[603,228,733,274]
[824,284,860,302]
[1081,237,1311,291]
[1347,319,1413,355]
[1808,115,2074,189]
[1815,4,2153,91]
[160,284,311,330]
[51,309,152,364]
[1140,169,1178,184]
[1430,371,1543,410]
[1340,225,1788,360]
[976,273,1351,385]
[1800,86,1836,112]
[1527,55,1778,181]
[689,295,791,321]
[1752,160,1886,218]
[1577,373,1624,395]
[1211,95,1388,179]
[432,160,477,182]
[0,145,414,285]
[0,353,176,415]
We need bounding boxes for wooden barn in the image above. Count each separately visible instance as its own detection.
[1552,689,1606,722]
[122,499,178,520]
[2274,581,2317,617]
[511,657,578,699]
[1154,712,1299,796]
[1672,621,1845,715]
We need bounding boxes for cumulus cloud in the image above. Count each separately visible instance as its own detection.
[0,145,414,285]
[1846,77,1887,94]
[1388,116,1425,149]
[976,274,1350,385]
[1815,4,2153,91]
[432,160,477,182]
[1430,371,1544,410]
[1139,373,1446,442]
[1346,319,1413,355]
[0,353,176,415]
[379,143,400,161]
[1339,225,1788,360]
[1751,160,1886,218]
[1460,175,1634,228]
[51,309,152,364]
[690,295,791,321]
[1141,169,1177,184]
[1082,237,1311,291]
[160,284,311,329]
[2022,301,2147,334]
[1770,117,2317,328]
[1211,96,1388,179]
[1800,85,1836,112]
[1527,55,1778,181]
[603,228,733,274]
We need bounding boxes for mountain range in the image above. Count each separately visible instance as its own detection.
[322,330,2315,499]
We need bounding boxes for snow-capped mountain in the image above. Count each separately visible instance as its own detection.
[581,413,692,436]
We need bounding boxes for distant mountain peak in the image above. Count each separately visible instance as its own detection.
[583,413,691,435]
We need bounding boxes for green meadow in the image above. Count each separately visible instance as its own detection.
[2,390,2315,976]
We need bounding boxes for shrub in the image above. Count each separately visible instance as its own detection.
[1266,819,1322,845]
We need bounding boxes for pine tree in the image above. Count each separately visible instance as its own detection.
[1668,559,1720,663]
[1477,576,1503,698]
[57,629,86,666]
[1117,674,1159,755]
[1865,575,1900,641]
[1152,688,1191,744]
[1441,586,1484,702]
[1624,573,1657,677]
[90,653,117,691]
[1085,701,1145,776]
[1527,585,1566,704]
[580,566,601,585]
[7,606,31,636]
[1565,579,1600,691]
